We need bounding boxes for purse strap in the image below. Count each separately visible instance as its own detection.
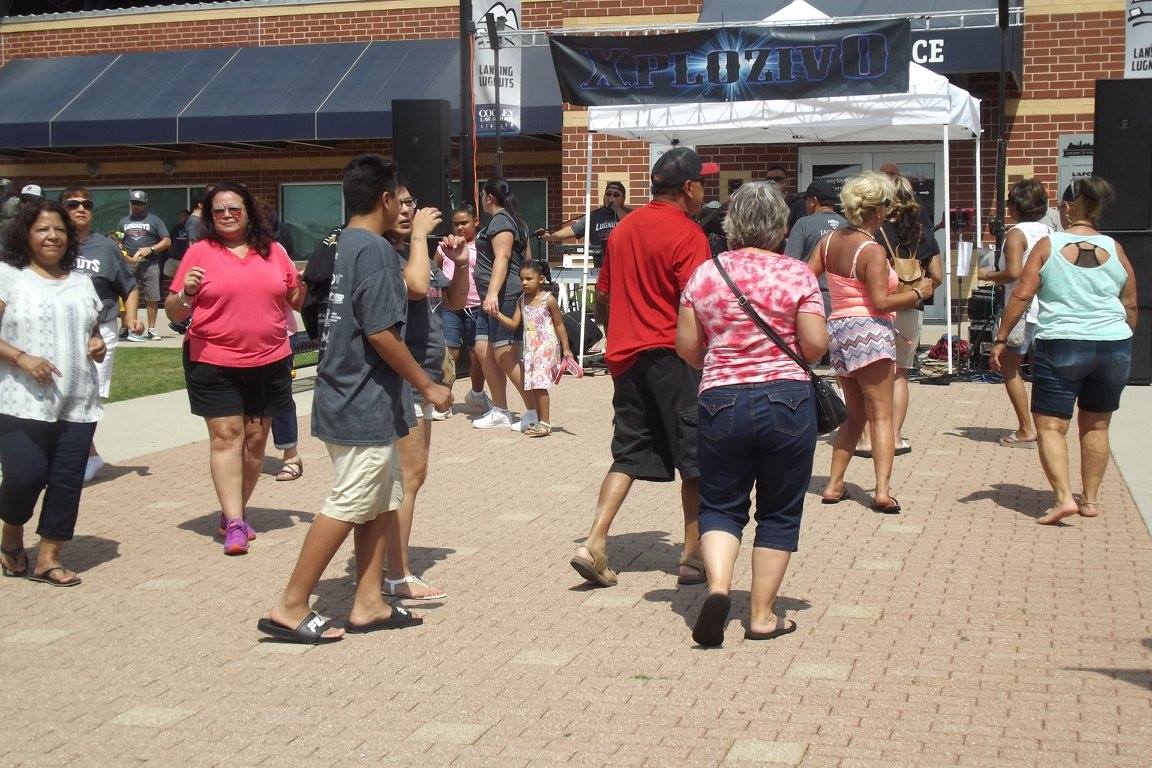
[709,254,820,384]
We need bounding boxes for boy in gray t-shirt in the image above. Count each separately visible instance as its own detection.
[258,154,454,645]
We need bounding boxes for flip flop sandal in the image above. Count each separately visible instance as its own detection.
[869,497,902,514]
[382,574,447,601]
[275,459,304,481]
[26,566,81,587]
[692,593,731,648]
[895,440,912,456]
[745,618,798,641]
[569,546,618,587]
[821,489,850,505]
[999,434,1037,448]
[256,611,342,644]
[345,606,424,633]
[677,555,707,585]
[853,448,873,459]
[1,546,28,578]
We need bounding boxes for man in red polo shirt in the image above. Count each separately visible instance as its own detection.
[569,147,717,588]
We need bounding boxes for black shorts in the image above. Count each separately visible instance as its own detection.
[183,347,294,419]
[609,348,700,482]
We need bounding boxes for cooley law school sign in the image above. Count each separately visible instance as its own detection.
[1127,0,1152,77]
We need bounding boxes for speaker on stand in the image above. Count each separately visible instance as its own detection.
[1094,80,1152,385]
[392,99,452,235]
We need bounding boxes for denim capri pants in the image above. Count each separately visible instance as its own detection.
[697,379,818,552]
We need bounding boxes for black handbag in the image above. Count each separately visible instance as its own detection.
[709,255,848,435]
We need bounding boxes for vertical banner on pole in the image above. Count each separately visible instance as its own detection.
[1126,0,1152,77]
[473,0,523,136]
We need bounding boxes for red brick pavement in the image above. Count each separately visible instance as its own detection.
[0,375,1149,767]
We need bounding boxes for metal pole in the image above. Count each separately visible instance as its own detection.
[483,13,504,178]
[992,2,1009,270]
[578,130,593,369]
[943,125,954,375]
[459,0,476,210]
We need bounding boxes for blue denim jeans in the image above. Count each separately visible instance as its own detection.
[1030,337,1132,419]
[697,380,817,552]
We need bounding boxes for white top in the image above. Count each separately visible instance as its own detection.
[1008,221,1050,324]
[0,263,103,423]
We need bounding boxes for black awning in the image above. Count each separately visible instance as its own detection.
[0,39,562,149]
[0,54,118,147]
[697,0,1024,84]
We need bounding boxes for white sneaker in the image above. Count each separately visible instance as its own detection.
[126,332,148,343]
[146,328,161,340]
[465,390,491,411]
[511,409,539,432]
[426,406,449,421]
[472,408,512,429]
[84,455,104,482]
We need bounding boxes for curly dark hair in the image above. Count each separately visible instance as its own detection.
[1,199,79,271]
[200,181,275,258]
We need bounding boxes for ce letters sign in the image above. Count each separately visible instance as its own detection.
[910,27,1023,84]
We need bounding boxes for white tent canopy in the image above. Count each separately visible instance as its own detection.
[574,0,983,373]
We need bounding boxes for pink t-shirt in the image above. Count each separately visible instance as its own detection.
[171,240,298,367]
[438,240,480,308]
[682,249,824,393]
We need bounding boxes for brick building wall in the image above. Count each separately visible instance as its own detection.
[0,0,1132,244]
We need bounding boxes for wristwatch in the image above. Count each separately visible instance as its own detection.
[992,338,1008,346]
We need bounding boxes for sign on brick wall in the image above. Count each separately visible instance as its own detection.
[1058,133,1094,199]
[1127,0,1152,77]
[474,0,523,135]
[550,20,911,107]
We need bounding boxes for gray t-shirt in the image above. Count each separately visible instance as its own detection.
[185,212,205,243]
[74,232,136,324]
[474,210,526,299]
[784,211,848,261]
[397,246,446,382]
[311,227,412,446]
[118,212,169,254]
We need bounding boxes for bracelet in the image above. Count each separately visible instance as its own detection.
[912,287,924,301]
[993,338,1008,345]
[12,350,25,366]
[178,291,194,308]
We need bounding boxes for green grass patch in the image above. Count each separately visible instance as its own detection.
[107,347,186,403]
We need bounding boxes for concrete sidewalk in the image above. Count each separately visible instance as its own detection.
[2,372,1147,768]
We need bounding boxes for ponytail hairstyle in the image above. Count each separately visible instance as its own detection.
[1064,175,1116,223]
[521,258,548,277]
[888,176,922,248]
[482,178,528,243]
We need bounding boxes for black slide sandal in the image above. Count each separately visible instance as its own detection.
[745,619,798,641]
[345,605,424,633]
[821,489,849,505]
[869,497,902,514]
[692,593,731,648]
[257,611,342,644]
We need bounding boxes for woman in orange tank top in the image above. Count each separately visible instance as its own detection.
[808,172,934,514]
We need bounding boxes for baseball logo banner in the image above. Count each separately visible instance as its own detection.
[549,20,911,106]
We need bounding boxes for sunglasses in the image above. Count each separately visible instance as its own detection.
[211,205,244,218]
[766,175,786,183]
[64,199,94,211]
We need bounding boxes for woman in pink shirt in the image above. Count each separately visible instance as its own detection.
[165,182,303,556]
[677,181,828,648]
[437,203,489,411]
[808,172,934,514]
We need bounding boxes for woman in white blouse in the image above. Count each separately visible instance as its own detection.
[0,199,105,587]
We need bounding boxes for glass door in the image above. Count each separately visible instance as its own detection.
[800,145,947,323]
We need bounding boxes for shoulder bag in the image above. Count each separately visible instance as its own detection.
[709,255,847,435]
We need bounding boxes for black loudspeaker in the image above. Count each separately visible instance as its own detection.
[1104,231,1152,307]
[563,310,603,355]
[998,0,1009,29]
[392,99,451,227]
[1094,80,1152,231]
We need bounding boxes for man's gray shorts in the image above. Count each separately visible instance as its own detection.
[135,257,161,302]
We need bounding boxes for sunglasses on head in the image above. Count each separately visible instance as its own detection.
[766,175,786,183]
[64,199,94,211]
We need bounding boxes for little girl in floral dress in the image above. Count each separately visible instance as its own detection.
[494,260,575,437]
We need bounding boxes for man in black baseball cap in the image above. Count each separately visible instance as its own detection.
[569,145,717,590]
[541,179,633,264]
[784,179,847,263]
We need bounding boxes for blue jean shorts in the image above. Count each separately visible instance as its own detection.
[441,306,478,349]
[1030,337,1132,419]
[474,293,523,348]
[697,380,817,552]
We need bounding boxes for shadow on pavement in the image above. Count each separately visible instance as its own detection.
[55,534,121,574]
[176,506,315,539]
[1065,667,1152,691]
[948,425,1015,444]
[87,463,151,486]
[957,483,1061,521]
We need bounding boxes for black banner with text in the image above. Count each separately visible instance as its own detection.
[549,20,911,106]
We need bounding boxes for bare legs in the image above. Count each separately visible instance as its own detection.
[1000,349,1036,442]
[205,415,271,522]
[1035,409,1112,524]
[823,361,898,506]
[385,418,443,598]
[475,340,525,411]
[857,367,910,453]
[573,472,701,581]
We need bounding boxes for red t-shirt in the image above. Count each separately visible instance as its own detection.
[171,240,298,367]
[596,201,710,376]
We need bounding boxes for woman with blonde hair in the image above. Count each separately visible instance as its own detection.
[809,172,935,513]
